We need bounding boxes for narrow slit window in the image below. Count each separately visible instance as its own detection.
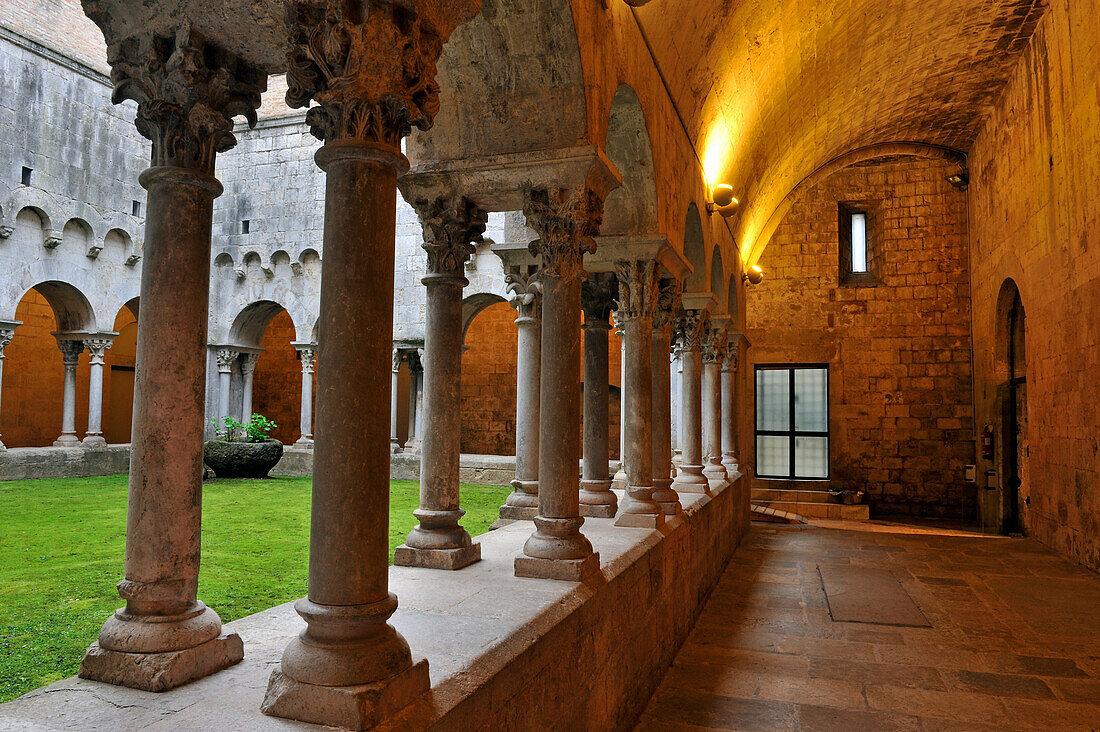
[850,212,867,273]
[241,219,251,234]
[20,167,32,186]
[131,200,142,217]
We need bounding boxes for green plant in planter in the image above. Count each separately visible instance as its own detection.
[210,414,277,443]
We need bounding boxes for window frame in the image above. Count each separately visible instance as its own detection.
[754,363,831,481]
[838,201,881,286]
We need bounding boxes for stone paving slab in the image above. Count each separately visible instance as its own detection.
[818,565,930,627]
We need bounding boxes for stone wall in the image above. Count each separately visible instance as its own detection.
[967,0,1100,569]
[746,158,975,517]
[251,310,306,445]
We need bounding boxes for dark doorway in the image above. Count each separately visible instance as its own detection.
[1000,286,1027,534]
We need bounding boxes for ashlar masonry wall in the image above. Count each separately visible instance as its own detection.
[747,158,975,518]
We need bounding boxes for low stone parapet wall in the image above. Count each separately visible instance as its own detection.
[0,445,131,481]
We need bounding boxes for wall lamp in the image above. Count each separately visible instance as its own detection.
[743,264,764,285]
[945,171,969,191]
[706,184,739,216]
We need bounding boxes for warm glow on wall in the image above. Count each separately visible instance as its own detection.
[702,120,730,189]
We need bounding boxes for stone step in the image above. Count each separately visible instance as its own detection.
[751,487,838,504]
[755,500,870,521]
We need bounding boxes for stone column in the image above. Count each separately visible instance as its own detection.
[500,269,541,520]
[215,348,238,428]
[579,273,616,518]
[240,352,260,423]
[390,348,401,452]
[702,321,729,486]
[262,5,480,726]
[413,347,425,444]
[722,344,740,477]
[53,338,84,447]
[79,25,262,690]
[671,351,682,461]
[395,197,487,570]
[514,186,603,581]
[612,329,627,487]
[403,351,423,453]
[82,336,115,447]
[612,260,664,528]
[0,322,17,450]
[672,310,710,493]
[651,280,681,515]
[294,344,315,445]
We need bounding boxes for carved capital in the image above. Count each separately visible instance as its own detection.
[673,310,705,355]
[0,225,13,239]
[524,187,604,284]
[297,346,317,373]
[285,1,479,147]
[392,348,402,373]
[215,348,239,373]
[240,353,261,376]
[96,24,264,173]
[0,328,15,358]
[506,268,542,321]
[723,346,740,372]
[416,197,487,278]
[613,259,659,324]
[57,339,84,366]
[581,272,616,324]
[653,278,683,332]
[83,338,114,366]
[406,349,423,374]
[701,322,728,364]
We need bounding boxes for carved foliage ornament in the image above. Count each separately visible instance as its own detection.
[0,328,15,357]
[701,323,728,364]
[581,273,616,323]
[104,25,264,173]
[506,269,542,320]
[653,278,683,331]
[83,338,114,365]
[613,259,659,323]
[286,1,472,146]
[298,347,317,373]
[417,197,487,277]
[215,348,239,371]
[673,310,705,353]
[524,187,604,283]
[57,339,84,366]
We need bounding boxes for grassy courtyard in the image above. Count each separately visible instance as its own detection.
[0,475,510,703]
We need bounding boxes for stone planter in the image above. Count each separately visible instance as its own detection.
[202,438,284,479]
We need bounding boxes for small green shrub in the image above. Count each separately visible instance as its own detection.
[210,414,278,443]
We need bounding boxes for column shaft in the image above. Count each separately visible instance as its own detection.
[390,351,400,452]
[82,338,112,447]
[0,324,14,450]
[501,271,540,519]
[702,323,729,486]
[673,311,710,493]
[580,319,615,517]
[296,348,314,444]
[721,352,739,476]
[612,334,627,487]
[652,320,680,515]
[54,340,82,446]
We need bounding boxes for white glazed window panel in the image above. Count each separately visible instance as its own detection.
[756,369,790,431]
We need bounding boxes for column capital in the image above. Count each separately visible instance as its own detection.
[523,186,604,284]
[723,345,740,372]
[653,278,683,333]
[294,343,317,373]
[392,347,402,374]
[215,347,239,373]
[240,352,261,376]
[56,338,85,366]
[0,321,18,358]
[613,259,660,324]
[673,309,706,355]
[95,24,265,174]
[83,336,116,366]
[415,197,487,279]
[701,321,729,364]
[285,0,480,149]
[506,268,542,321]
[581,272,616,325]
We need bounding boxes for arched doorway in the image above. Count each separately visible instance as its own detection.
[461,298,517,456]
[228,302,305,445]
[104,299,138,444]
[996,279,1028,534]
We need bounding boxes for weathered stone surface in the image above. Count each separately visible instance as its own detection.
[202,438,283,479]
[78,632,243,693]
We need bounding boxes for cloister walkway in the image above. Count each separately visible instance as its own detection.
[638,520,1100,731]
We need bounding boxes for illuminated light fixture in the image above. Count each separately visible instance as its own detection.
[945,171,969,191]
[706,183,739,215]
[743,264,764,285]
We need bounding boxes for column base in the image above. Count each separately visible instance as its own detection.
[390,439,401,453]
[579,479,617,518]
[673,464,711,494]
[499,505,538,520]
[294,437,314,448]
[262,659,429,731]
[703,463,728,484]
[79,632,243,692]
[614,511,666,528]
[53,434,80,447]
[514,552,601,582]
[652,479,682,516]
[401,441,421,455]
[611,468,627,491]
[579,503,617,519]
[722,457,739,476]
[393,542,481,570]
[82,434,107,448]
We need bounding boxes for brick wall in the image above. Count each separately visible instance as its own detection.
[746,158,975,517]
[251,310,306,445]
[968,0,1100,570]
[460,301,623,459]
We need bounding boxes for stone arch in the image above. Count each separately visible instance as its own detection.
[29,281,96,332]
[2,186,59,234]
[462,292,507,344]
[406,0,587,166]
[710,245,726,313]
[298,248,321,278]
[747,142,967,267]
[601,84,659,237]
[683,203,706,292]
[229,300,294,349]
[104,299,140,444]
[270,249,293,277]
[214,251,235,269]
[994,278,1026,383]
[102,228,133,262]
[63,218,94,255]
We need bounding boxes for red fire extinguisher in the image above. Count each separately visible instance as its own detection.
[981,425,994,460]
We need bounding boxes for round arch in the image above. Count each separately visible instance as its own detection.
[710,245,726,313]
[994,278,1027,383]
[30,281,96,333]
[601,84,659,237]
[462,292,508,345]
[229,300,295,349]
[683,203,707,292]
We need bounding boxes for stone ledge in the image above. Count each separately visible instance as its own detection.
[0,445,131,481]
[0,476,749,731]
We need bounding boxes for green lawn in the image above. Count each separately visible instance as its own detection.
[0,475,510,703]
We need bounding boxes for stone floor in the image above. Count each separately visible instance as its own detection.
[637,519,1100,731]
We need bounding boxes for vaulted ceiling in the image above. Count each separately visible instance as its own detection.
[632,0,1047,265]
